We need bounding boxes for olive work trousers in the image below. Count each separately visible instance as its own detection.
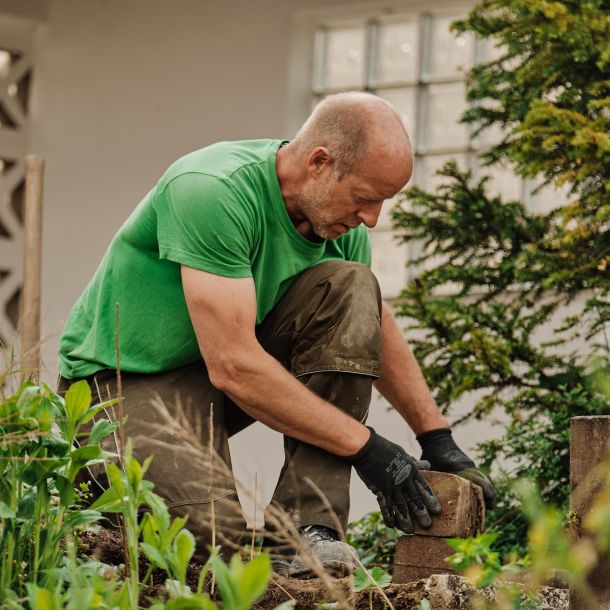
[58,260,382,559]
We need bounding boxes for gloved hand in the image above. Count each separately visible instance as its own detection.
[347,427,441,534]
[417,428,497,508]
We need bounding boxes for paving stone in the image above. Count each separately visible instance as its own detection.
[413,470,485,537]
[393,535,456,583]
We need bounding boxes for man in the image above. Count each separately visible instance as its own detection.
[58,92,495,577]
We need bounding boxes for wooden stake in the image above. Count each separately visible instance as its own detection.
[569,416,610,610]
[21,155,45,382]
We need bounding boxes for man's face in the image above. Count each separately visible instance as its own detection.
[294,155,411,241]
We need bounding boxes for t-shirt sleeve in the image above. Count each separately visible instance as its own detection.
[155,172,255,277]
[344,225,372,267]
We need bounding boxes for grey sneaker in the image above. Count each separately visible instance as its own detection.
[287,525,360,579]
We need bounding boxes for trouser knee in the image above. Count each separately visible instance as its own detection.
[258,261,382,378]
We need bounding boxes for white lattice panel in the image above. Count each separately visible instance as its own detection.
[0,20,33,346]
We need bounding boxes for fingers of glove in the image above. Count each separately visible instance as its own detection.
[391,492,414,534]
[455,468,497,508]
[402,481,432,529]
[415,459,431,471]
[413,468,441,508]
[376,491,396,528]
[415,479,442,516]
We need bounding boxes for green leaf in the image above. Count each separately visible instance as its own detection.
[105,462,126,496]
[90,485,123,513]
[61,509,102,533]
[369,566,391,588]
[352,567,371,593]
[35,398,55,431]
[0,500,16,519]
[87,418,118,445]
[352,566,391,592]
[54,474,75,507]
[164,593,218,610]
[69,444,103,465]
[209,552,239,610]
[66,444,104,481]
[419,599,432,610]
[236,554,272,610]
[66,586,94,610]
[79,397,118,425]
[26,583,62,610]
[165,515,188,548]
[127,453,143,489]
[64,381,92,423]
[17,488,37,518]
[174,529,196,583]
[140,542,169,570]
[41,434,70,457]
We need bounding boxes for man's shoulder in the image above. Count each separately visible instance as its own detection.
[160,139,283,187]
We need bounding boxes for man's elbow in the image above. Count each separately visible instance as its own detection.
[205,352,252,396]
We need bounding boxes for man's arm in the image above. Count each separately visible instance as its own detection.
[374,301,449,434]
[181,265,370,456]
[182,266,444,528]
[374,301,497,507]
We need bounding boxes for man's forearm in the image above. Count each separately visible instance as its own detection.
[210,343,370,456]
[374,302,449,434]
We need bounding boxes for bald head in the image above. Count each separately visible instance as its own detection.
[293,91,412,180]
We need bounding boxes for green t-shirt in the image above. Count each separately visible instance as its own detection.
[59,139,371,378]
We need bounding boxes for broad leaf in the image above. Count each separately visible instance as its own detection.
[54,474,75,507]
[87,418,118,445]
[140,542,169,570]
[90,485,123,513]
[209,552,239,610]
[0,500,15,519]
[64,381,92,423]
[174,529,196,583]
[236,554,272,610]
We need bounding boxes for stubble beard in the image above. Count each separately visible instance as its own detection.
[295,178,338,241]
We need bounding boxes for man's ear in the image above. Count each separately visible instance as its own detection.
[307,146,333,176]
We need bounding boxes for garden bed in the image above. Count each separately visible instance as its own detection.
[81,528,569,610]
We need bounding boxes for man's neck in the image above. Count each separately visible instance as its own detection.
[276,143,313,237]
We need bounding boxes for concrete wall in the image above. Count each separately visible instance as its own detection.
[1,0,511,523]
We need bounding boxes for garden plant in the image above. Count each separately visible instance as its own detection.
[386,0,610,558]
[0,378,293,610]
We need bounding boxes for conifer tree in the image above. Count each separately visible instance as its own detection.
[392,0,610,554]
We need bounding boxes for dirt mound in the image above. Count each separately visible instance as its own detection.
[78,528,569,610]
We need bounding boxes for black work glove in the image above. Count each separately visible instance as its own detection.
[347,427,442,534]
[417,428,497,508]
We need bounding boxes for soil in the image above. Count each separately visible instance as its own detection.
[78,527,569,610]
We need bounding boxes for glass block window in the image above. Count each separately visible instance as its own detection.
[311,12,563,298]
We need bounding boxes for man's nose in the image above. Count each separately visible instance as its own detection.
[357,202,383,228]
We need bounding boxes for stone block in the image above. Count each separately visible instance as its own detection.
[393,535,456,583]
[412,470,485,538]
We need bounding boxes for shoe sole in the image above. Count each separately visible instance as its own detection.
[288,559,355,579]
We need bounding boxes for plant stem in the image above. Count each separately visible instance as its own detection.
[208,402,216,597]
[31,483,44,584]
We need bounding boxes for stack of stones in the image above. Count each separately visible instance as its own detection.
[392,471,486,583]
